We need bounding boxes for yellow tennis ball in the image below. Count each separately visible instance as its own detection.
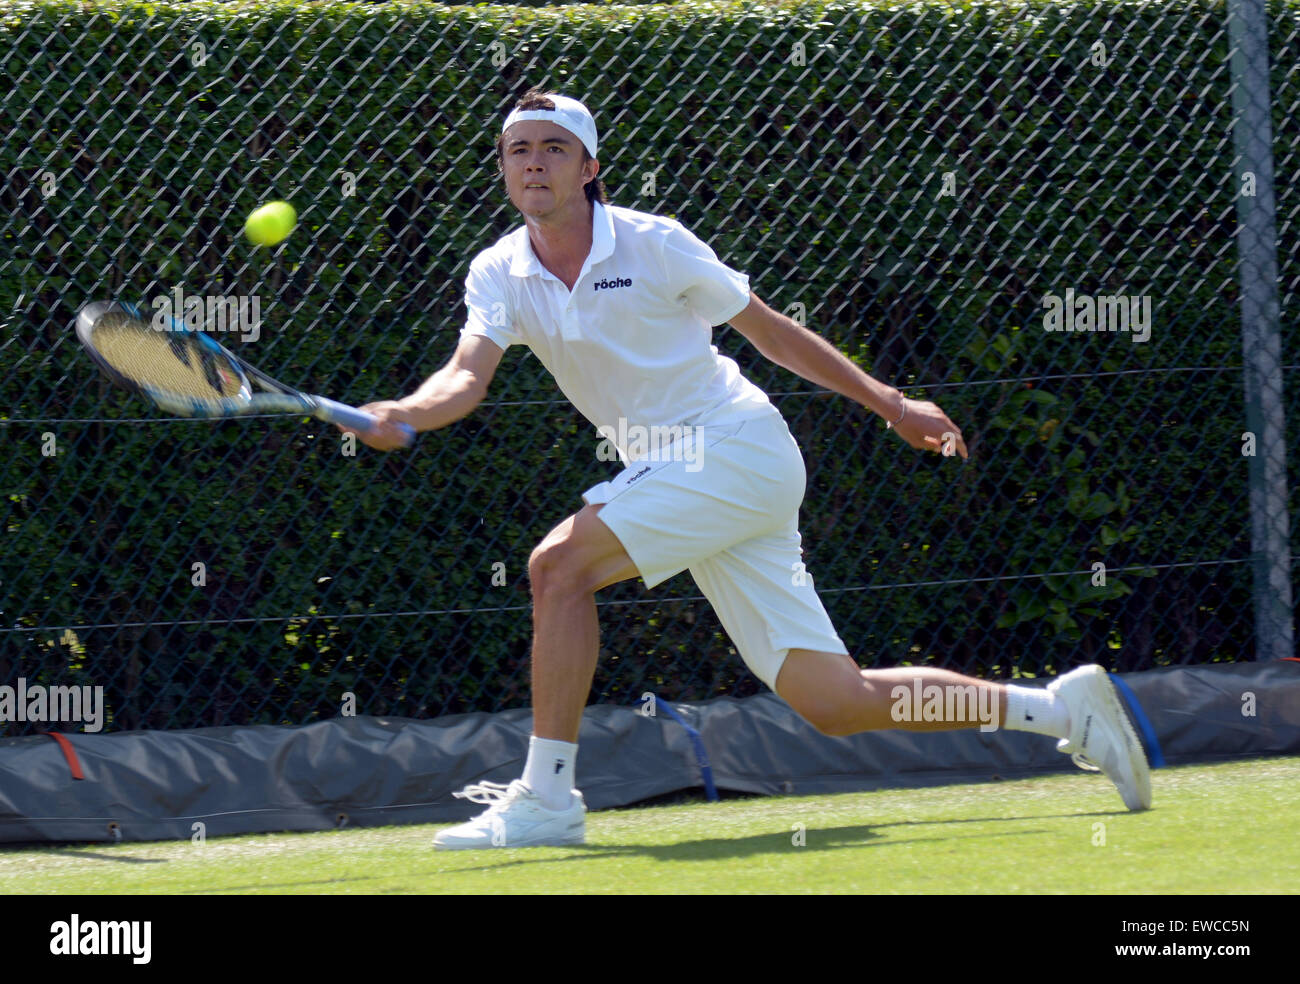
[244,201,297,247]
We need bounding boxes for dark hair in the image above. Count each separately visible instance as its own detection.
[494,87,607,204]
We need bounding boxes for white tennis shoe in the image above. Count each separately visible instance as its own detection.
[433,779,586,850]
[1048,665,1153,811]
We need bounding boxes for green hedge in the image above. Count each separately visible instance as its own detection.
[1,0,1295,732]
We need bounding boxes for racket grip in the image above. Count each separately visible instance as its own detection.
[314,397,416,447]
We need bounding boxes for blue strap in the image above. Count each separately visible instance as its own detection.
[1109,673,1165,768]
[640,694,718,801]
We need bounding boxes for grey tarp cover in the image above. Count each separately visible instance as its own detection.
[1,661,1296,843]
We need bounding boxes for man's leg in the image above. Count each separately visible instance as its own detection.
[776,649,1151,810]
[774,649,1016,735]
[527,504,640,743]
[433,504,638,850]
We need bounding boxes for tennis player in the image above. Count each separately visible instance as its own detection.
[350,90,1151,848]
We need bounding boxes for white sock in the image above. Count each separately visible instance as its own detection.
[1004,685,1070,739]
[521,736,578,811]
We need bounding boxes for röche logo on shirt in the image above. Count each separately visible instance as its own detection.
[593,277,633,291]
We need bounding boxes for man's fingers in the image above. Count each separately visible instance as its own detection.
[921,430,968,458]
[333,421,404,450]
[896,404,968,459]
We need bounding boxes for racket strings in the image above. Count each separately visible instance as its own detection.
[90,313,245,402]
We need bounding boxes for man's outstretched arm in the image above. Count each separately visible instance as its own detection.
[727,292,968,458]
[345,333,504,450]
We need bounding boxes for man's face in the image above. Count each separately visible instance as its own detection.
[500,120,598,222]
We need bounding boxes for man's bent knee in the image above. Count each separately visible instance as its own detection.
[529,506,638,599]
[529,532,593,598]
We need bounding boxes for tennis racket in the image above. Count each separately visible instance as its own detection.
[75,300,415,446]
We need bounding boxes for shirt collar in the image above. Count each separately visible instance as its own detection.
[510,201,615,280]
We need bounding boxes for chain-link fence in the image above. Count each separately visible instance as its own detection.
[1,0,1295,736]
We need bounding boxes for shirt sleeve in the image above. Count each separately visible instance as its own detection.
[660,222,752,326]
[460,257,523,350]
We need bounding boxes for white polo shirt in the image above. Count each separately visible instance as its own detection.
[460,202,776,458]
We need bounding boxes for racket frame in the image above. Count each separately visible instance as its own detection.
[75,300,414,444]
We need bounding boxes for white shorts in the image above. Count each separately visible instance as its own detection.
[581,409,849,692]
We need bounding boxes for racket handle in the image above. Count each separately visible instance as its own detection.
[314,397,416,447]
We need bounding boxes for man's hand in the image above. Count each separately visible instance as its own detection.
[337,400,417,451]
[888,396,968,459]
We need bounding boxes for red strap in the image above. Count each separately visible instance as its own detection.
[41,732,85,780]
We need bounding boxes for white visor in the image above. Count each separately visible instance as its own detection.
[501,94,598,158]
